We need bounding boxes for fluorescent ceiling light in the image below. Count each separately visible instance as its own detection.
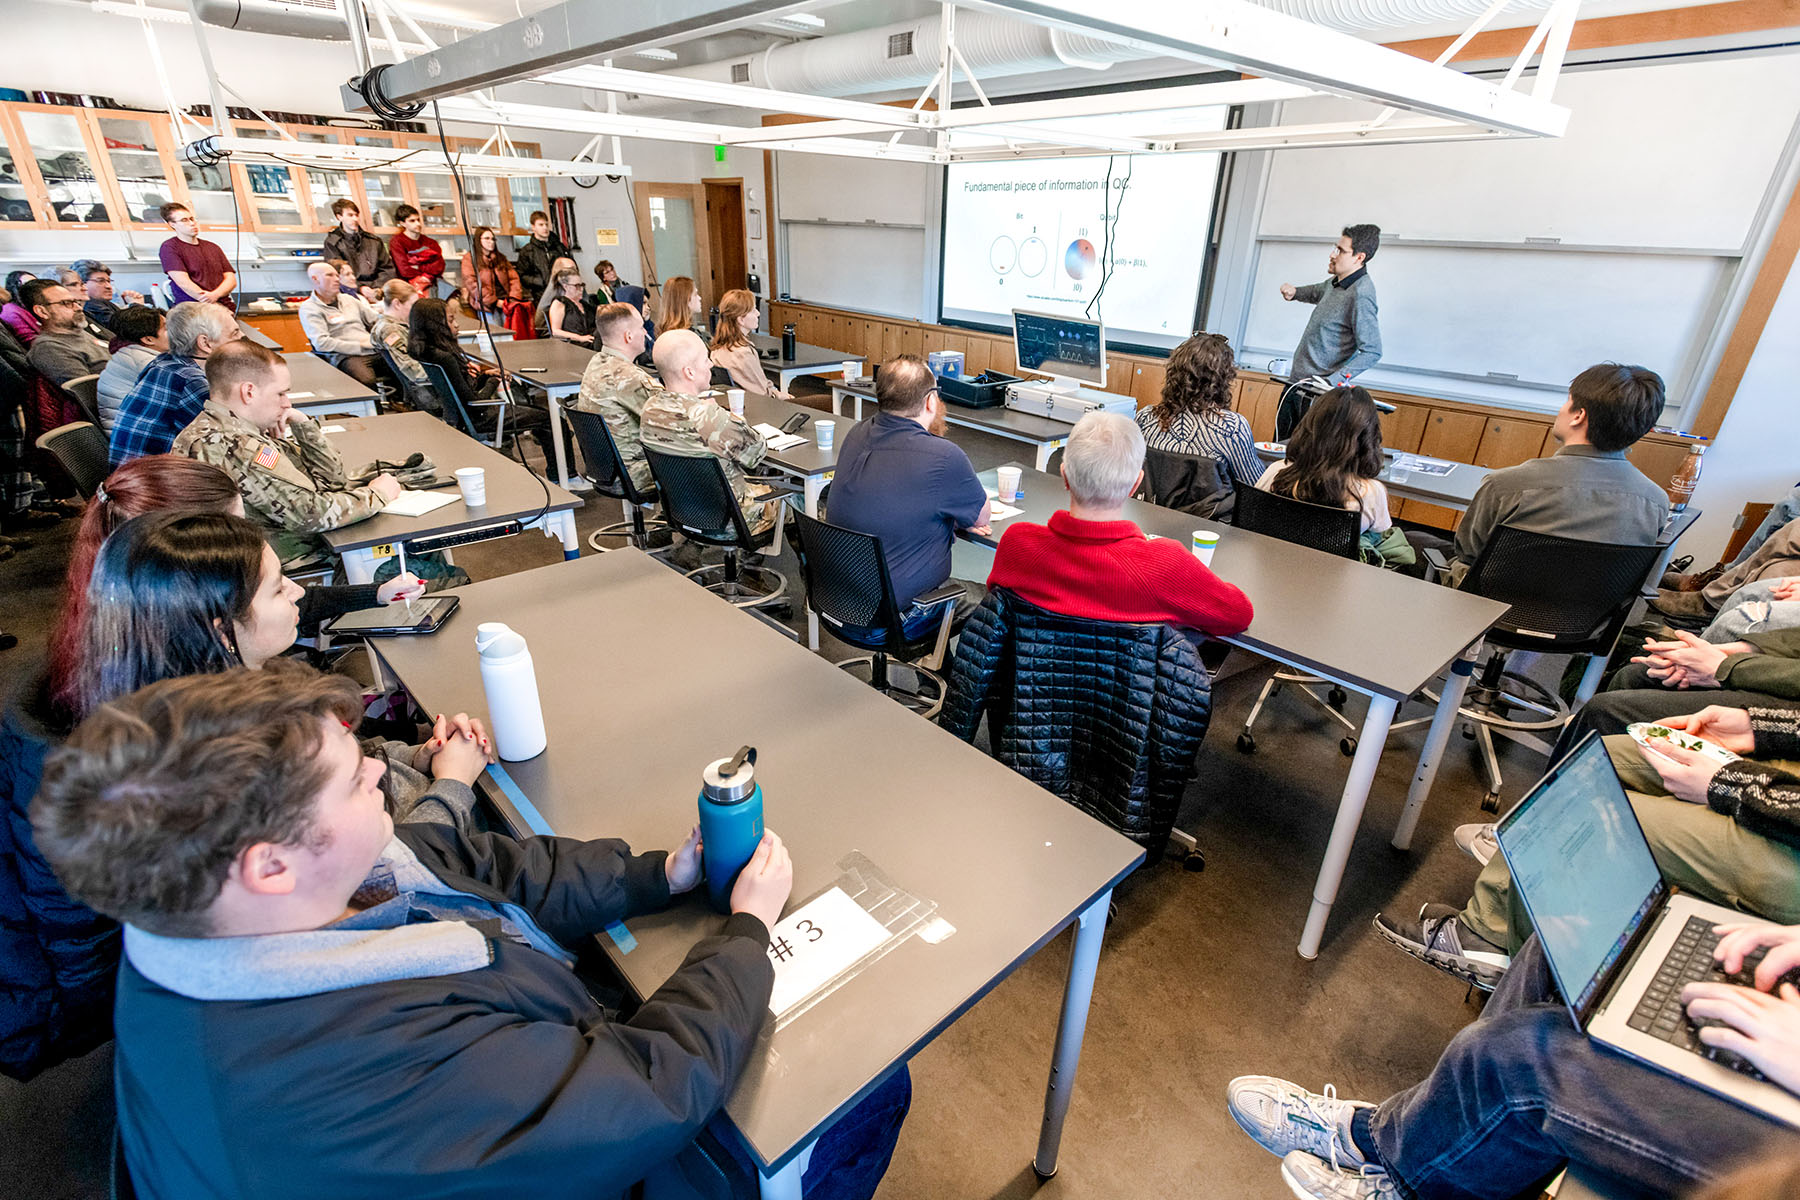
[761,12,824,32]
[633,47,679,61]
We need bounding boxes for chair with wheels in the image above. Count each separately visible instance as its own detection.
[1407,525,1666,809]
[642,444,792,612]
[788,510,964,717]
[417,359,525,462]
[35,422,110,497]
[1231,480,1366,757]
[565,407,670,552]
[61,373,103,427]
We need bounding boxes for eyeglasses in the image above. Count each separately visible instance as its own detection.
[48,298,82,309]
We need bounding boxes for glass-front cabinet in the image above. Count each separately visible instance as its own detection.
[352,133,406,231]
[0,112,40,224]
[14,106,112,225]
[91,112,185,228]
[293,130,357,229]
[505,142,546,235]
[233,125,310,232]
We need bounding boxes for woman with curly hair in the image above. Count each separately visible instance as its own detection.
[1135,331,1262,487]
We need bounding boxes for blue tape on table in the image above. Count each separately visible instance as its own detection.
[482,763,553,836]
[604,921,638,953]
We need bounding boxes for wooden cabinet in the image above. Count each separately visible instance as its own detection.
[237,310,309,353]
[8,104,115,226]
[89,111,188,230]
[1473,416,1551,469]
[1126,359,1166,407]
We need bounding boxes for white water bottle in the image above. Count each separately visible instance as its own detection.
[475,622,547,761]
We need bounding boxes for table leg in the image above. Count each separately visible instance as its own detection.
[803,475,826,517]
[1572,651,1609,708]
[551,509,579,560]
[546,390,574,491]
[758,1142,815,1200]
[1034,440,1065,472]
[1391,639,1483,851]
[1299,694,1399,960]
[829,387,846,418]
[1033,887,1112,1179]
[339,546,379,584]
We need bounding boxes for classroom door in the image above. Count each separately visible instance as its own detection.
[703,178,747,303]
[632,181,714,316]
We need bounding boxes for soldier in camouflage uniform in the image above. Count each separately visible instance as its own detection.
[171,341,402,565]
[572,301,662,492]
[642,330,778,535]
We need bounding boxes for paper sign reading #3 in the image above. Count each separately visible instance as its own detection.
[766,887,889,1017]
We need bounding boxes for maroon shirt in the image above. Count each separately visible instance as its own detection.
[159,236,236,310]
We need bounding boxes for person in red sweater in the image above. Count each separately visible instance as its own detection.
[988,411,1254,637]
[388,204,445,297]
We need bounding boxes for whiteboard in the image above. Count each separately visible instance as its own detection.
[1260,51,1800,251]
[1244,241,1729,391]
[783,223,925,319]
[776,150,932,227]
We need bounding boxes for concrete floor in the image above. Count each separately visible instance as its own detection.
[0,384,1554,1198]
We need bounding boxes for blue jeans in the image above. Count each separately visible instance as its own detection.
[1358,939,1799,1199]
[1730,486,1800,567]
[662,1068,911,1200]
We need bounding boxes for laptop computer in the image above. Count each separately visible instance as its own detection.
[1495,732,1800,1125]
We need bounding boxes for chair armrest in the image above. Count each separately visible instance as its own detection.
[747,477,805,500]
[1421,546,1449,586]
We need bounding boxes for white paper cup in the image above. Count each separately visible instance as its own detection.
[996,465,1022,502]
[454,466,487,507]
[815,419,836,450]
[726,388,745,416]
[842,360,860,381]
[1192,530,1220,567]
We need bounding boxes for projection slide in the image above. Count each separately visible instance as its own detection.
[941,143,1225,352]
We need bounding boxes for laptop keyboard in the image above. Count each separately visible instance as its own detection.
[1625,915,1767,1080]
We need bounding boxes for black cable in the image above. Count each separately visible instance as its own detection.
[1084,156,1112,320]
[358,64,426,123]
[430,100,552,533]
[259,145,433,175]
[1085,153,1131,321]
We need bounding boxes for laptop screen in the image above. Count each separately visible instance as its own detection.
[1495,734,1667,1021]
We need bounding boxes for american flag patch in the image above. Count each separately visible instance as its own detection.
[253,444,281,469]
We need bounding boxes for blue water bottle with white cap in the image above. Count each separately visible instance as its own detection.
[698,745,764,912]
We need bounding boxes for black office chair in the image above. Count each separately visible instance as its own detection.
[789,511,964,717]
[1405,525,1666,808]
[62,372,104,428]
[34,422,110,497]
[642,444,790,611]
[1231,480,1366,756]
[1138,446,1235,522]
[374,343,440,417]
[565,407,670,552]
[417,359,524,461]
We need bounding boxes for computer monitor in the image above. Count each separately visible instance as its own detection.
[1011,309,1106,390]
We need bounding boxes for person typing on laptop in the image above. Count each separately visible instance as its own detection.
[1227,733,1800,1199]
[1377,704,1800,991]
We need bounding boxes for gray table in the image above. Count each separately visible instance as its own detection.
[970,464,1509,958]
[367,549,1144,1197]
[739,391,854,518]
[830,378,1073,471]
[472,338,594,494]
[235,319,281,351]
[455,310,514,344]
[749,331,862,392]
[321,411,581,582]
[1254,442,1489,513]
[285,351,379,419]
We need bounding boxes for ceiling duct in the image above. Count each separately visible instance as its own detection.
[599,11,1162,115]
[1251,0,1540,34]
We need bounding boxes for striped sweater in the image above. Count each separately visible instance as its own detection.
[1707,707,1800,848]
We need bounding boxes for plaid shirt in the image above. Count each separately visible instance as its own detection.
[108,353,208,467]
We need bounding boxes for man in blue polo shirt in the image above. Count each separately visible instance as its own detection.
[827,354,991,634]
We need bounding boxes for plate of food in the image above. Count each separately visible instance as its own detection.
[1627,722,1741,765]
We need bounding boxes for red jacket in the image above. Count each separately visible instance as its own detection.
[391,231,445,284]
[987,510,1254,636]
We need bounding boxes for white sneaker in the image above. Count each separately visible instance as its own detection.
[1453,822,1499,867]
[1227,1076,1372,1169]
[1281,1151,1401,1199]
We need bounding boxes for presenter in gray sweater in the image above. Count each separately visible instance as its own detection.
[1276,224,1383,437]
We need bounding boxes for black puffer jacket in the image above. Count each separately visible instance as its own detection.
[0,674,118,1080]
[938,588,1211,860]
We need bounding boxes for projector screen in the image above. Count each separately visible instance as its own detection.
[940,142,1227,354]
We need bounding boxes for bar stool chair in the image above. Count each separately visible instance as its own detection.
[788,510,964,716]
[1406,525,1666,809]
[565,408,670,552]
[643,444,792,612]
[1231,481,1366,756]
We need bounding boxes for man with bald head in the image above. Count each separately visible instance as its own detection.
[109,300,242,466]
[642,329,776,534]
[297,260,385,389]
[827,353,992,635]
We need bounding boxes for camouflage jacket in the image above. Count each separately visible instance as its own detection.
[639,388,775,532]
[172,400,385,564]
[572,345,661,492]
[372,316,431,392]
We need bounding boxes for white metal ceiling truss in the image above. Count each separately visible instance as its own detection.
[339,0,1577,162]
